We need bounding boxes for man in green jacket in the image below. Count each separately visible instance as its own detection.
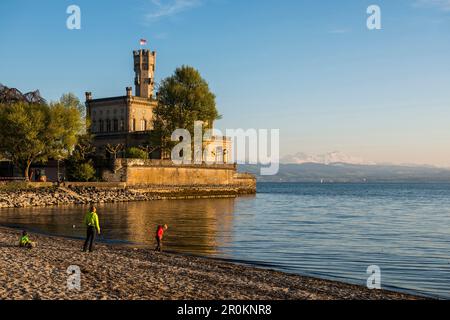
[83,205,101,252]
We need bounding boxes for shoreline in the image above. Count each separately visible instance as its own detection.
[0,226,425,300]
[0,184,255,209]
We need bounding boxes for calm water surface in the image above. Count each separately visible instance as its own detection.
[1,183,449,299]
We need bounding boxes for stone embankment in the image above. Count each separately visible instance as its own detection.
[0,183,255,208]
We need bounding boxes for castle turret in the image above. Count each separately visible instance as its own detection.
[134,49,156,99]
[126,87,132,97]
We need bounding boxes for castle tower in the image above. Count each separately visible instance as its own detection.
[134,49,156,99]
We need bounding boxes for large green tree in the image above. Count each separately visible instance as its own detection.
[61,93,96,182]
[151,65,221,155]
[60,92,86,120]
[0,96,83,180]
[65,132,97,182]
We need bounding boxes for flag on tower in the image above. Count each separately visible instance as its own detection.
[140,39,147,46]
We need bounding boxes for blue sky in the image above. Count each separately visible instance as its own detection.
[1,0,450,165]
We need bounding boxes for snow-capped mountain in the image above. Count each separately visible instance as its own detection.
[281,151,376,165]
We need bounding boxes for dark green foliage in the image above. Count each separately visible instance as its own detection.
[150,66,221,156]
[125,147,149,159]
[0,95,83,179]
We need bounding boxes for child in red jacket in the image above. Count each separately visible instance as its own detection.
[155,224,168,252]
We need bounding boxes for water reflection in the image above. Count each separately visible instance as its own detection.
[0,198,238,256]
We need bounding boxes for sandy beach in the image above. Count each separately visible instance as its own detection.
[0,226,422,300]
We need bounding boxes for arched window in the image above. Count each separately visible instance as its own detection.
[92,120,97,133]
[216,146,224,163]
[106,119,111,132]
[141,119,147,131]
[223,149,228,163]
[99,120,104,132]
[113,119,118,132]
[120,119,125,131]
[132,119,136,131]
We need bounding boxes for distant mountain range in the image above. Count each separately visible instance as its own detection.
[239,152,450,183]
[280,151,375,166]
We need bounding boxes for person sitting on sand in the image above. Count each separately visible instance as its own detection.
[83,205,101,253]
[155,224,168,252]
[19,230,36,249]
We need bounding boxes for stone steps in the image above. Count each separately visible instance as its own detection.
[57,187,89,202]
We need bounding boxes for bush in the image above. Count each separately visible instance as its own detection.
[125,147,148,160]
[67,162,96,182]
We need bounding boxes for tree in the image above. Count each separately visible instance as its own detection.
[125,147,148,160]
[151,66,221,156]
[0,102,47,179]
[70,133,96,162]
[65,133,96,182]
[60,92,86,121]
[0,83,46,105]
[106,143,124,160]
[59,93,95,181]
[47,101,83,160]
[68,162,96,182]
[138,144,159,159]
[0,99,83,180]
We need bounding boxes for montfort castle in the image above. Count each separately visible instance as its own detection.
[86,48,231,163]
[83,47,255,191]
[85,49,159,156]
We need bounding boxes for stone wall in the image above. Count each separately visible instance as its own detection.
[232,173,257,193]
[102,159,256,193]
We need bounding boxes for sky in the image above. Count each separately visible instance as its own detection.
[0,0,449,166]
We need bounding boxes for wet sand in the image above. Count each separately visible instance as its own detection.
[0,226,423,300]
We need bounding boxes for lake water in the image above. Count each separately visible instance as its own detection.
[1,182,449,299]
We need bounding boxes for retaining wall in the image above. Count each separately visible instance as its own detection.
[102,159,256,193]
